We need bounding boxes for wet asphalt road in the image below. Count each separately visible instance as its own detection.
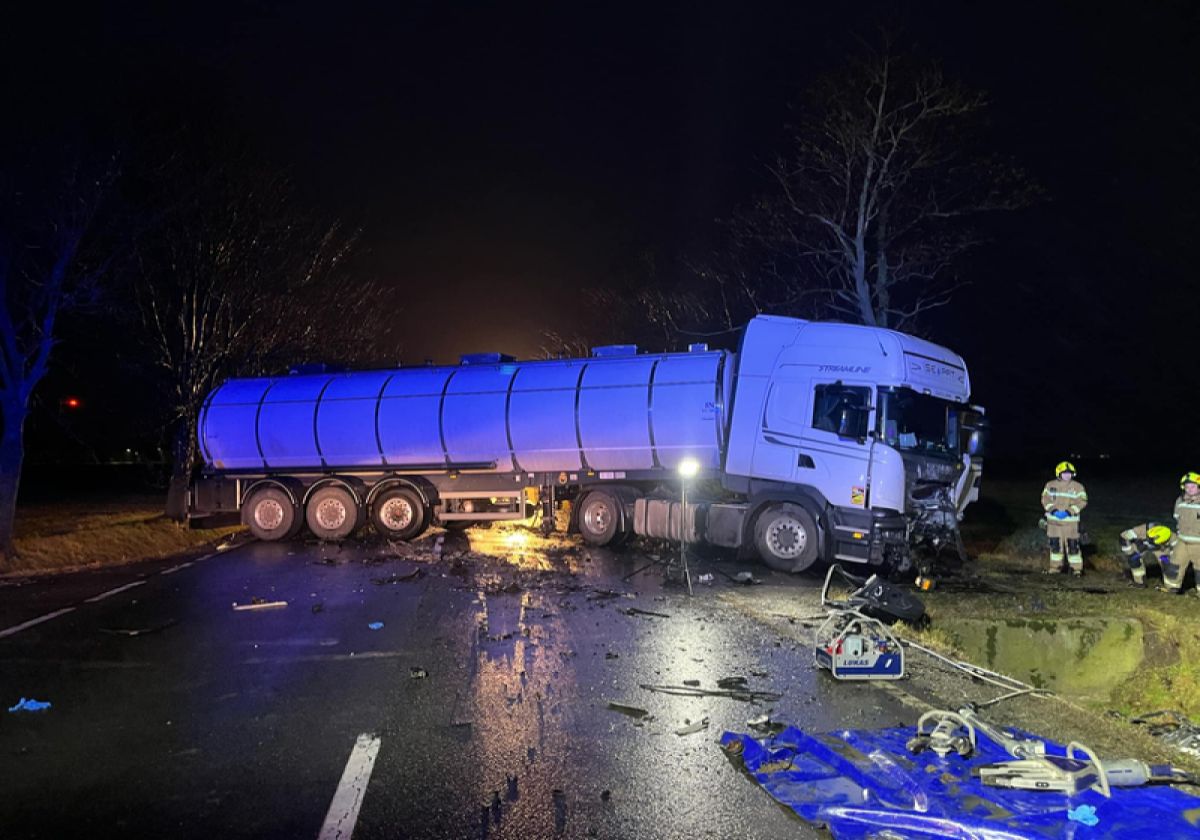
[0,526,916,839]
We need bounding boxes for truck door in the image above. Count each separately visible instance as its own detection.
[752,368,812,482]
[803,382,874,511]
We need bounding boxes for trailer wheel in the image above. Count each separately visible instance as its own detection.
[754,503,819,572]
[370,487,426,540]
[243,486,298,542]
[306,485,361,541]
[578,490,621,546]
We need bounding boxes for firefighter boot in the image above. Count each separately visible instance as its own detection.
[1066,539,1083,577]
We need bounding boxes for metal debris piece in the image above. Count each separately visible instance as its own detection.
[619,607,670,619]
[606,701,650,719]
[100,619,178,637]
[640,682,782,702]
[674,717,710,736]
[717,676,748,690]
[232,599,288,611]
[410,666,429,679]
[683,679,701,687]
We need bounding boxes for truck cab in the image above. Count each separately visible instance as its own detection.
[723,316,984,574]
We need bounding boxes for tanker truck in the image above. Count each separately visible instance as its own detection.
[189,315,986,574]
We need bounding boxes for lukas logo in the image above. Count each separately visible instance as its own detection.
[819,365,870,373]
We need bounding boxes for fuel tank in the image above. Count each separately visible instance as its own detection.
[199,349,730,475]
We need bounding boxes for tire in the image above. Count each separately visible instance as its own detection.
[242,486,298,542]
[370,487,427,540]
[754,503,819,572]
[577,490,622,546]
[305,484,361,541]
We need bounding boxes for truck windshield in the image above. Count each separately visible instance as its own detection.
[879,389,961,456]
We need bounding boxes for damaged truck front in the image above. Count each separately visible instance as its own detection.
[190,314,985,578]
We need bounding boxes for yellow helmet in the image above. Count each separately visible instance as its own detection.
[1181,471,1200,489]
[1055,461,1076,477]
[1148,525,1172,546]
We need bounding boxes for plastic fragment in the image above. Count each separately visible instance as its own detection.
[1067,805,1099,826]
[233,599,287,611]
[675,717,710,736]
[8,697,51,712]
[368,621,384,630]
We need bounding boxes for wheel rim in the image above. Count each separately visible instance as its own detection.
[380,497,414,531]
[583,499,612,536]
[315,497,347,531]
[766,515,807,559]
[254,499,285,531]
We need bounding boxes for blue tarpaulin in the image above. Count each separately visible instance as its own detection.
[721,724,1200,839]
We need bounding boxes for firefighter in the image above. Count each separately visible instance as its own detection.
[1119,523,1173,587]
[1162,472,1200,594]
[1041,461,1088,575]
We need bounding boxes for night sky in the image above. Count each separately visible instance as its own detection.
[6,1,1199,465]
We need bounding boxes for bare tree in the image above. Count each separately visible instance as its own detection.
[0,163,113,564]
[732,44,1035,331]
[137,156,398,521]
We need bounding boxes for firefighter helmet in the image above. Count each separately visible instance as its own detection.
[1181,471,1200,489]
[1148,525,1172,546]
[1055,461,1076,477]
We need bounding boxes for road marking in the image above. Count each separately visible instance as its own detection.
[160,561,194,575]
[0,607,77,639]
[318,733,381,840]
[84,580,147,603]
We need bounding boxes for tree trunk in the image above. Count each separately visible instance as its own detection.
[164,418,196,523]
[0,398,28,566]
[852,233,878,326]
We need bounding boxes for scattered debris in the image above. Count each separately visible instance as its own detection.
[733,571,760,585]
[8,697,51,713]
[605,651,619,660]
[100,619,178,637]
[1128,710,1200,758]
[697,574,714,584]
[368,621,384,630]
[619,607,670,619]
[606,701,651,719]
[674,717,709,736]
[600,789,611,802]
[640,683,782,702]
[311,603,324,614]
[717,676,747,690]
[683,679,701,687]
[370,568,426,585]
[410,667,429,679]
[232,598,288,611]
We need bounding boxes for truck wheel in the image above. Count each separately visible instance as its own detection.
[371,487,426,540]
[578,490,621,546]
[243,486,298,542]
[754,503,819,572]
[306,485,361,541]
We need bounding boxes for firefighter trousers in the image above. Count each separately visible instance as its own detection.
[1046,520,1082,571]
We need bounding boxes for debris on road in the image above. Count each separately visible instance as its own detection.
[100,619,178,637]
[639,683,782,702]
[232,598,288,611]
[370,568,426,585]
[683,679,701,687]
[1127,710,1200,759]
[697,573,714,584]
[311,603,324,614]
[619,606,670,619]
[606,701,651,719]
[717,676,748,690]
[8,698,51,713]
[733,571,760,585]
[410,666,429,679]
[368,621,384,630]
[674,717,709,736]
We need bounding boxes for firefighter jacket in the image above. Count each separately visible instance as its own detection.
[1175,494,1200,545]
[1042,479,1087,525]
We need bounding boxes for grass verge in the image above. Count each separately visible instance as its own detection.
[4,496,243,575]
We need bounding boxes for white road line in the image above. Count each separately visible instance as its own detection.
[318,733,382,840]
[84,580,147,603]
[160,561,194,575]
[0,607,77,639]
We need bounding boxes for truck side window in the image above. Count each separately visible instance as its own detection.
[812,384,870,437]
